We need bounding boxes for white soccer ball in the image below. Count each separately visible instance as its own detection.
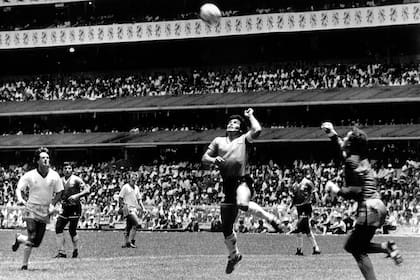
[200,3,221,26]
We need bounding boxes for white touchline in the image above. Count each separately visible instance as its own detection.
[3,253,420,266]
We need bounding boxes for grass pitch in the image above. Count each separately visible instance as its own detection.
[0,230,419,280]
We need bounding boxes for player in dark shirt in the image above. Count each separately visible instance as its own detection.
[289,171,321,255]
[55,162,90,258]
[321,122,402,280]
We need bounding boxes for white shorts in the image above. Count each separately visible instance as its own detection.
[23,203,50,224]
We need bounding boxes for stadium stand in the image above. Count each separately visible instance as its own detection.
[1,157,419,233]
[1,0,417,31]
[0,64,419,101]
[0,0,419,237]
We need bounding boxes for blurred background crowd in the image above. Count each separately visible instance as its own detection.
[1,63,419,102]
[1,157,419,234]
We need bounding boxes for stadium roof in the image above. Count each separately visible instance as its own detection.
[1,124,419,149]
[0,85,420,117]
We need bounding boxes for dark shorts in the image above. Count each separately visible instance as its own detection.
[55,215,79,235]
[291,216,311,234]
[290,204,312,234]
[60,203,82,219]
[356,199,387,227]
[222,175,254,204]
[297,204,312,217]
[344,224,377,254]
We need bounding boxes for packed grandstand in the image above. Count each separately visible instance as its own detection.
[0,0,419,237]
[1,159,419,234]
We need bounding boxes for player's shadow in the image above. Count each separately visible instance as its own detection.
[28,268,51,272]
[9,267,51,272]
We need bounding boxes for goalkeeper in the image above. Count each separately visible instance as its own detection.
[321,122,402,280]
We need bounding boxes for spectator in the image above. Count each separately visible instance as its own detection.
[383,212,398,234]
[343,212,355,233]
[1,63,419,102]
[1,156,420,234]
[255,220,269,233]
[185,216,199,232]
[237,219,249,233]
[210,214,223,232]
[329,215,346,234]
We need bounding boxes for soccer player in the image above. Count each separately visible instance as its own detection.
[289,170,321,255]
[202,108,282,274]
[119,172,146,248]
[55,162,90,258]
[12,147,64,270]
[321,122,402,280]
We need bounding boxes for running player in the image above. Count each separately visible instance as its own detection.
[321,122,402,280]
[289,170,321,255]
[12,147,64,270]
[202,108,282,274]
[55,162,90,258]
[119,172,146,248]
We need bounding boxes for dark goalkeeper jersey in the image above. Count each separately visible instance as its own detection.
[344,156,379,202]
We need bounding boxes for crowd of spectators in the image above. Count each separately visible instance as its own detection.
[1,63,419,102]
[1,156,419,234]
[0,0,417,32]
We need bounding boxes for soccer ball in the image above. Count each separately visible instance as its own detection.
[199,3,221,26]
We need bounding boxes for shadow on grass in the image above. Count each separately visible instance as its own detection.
[8,267,52,272]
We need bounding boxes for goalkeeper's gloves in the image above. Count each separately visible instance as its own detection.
[321,122,337,138]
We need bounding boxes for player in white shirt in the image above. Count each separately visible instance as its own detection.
[202,108,282,274]
[12,147,64,270]
[55,162,90,258]
[119,172,146,248]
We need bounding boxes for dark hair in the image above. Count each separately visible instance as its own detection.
[347,127,368,158]
[228,114,247,133]
[34,147,49,163]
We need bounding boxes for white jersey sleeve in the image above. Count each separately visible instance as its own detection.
[244,131,254,143]
[206,137,219,157]
[119,185,126,199]
[17,172,30,192]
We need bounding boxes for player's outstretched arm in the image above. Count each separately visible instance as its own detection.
[244,108,262,139]
[321,122,345,157]
[15,176,28,206]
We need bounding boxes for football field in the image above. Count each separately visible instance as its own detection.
[0,230,419,280]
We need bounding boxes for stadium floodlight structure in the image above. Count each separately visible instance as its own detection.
[0,0,92,7]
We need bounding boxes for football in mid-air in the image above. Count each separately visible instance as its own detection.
[199,3,222,25]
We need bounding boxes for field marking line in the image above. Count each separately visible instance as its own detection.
[2,252,420,266]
